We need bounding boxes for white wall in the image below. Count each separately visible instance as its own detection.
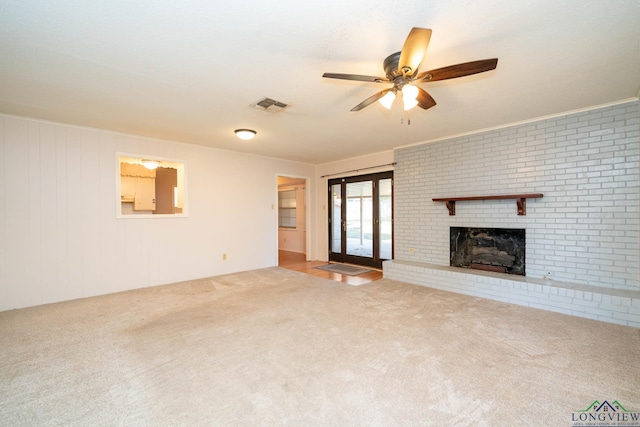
[314,150,395,261]
[0,115,316,310]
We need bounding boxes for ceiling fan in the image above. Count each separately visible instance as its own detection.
[322,28,498,112]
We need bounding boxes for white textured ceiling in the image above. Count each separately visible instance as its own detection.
[1,0,639,164]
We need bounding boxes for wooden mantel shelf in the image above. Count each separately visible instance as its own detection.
[432,193,543,216]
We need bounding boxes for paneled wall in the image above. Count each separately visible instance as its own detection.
[393,100,639,291]
[0,115,315,310]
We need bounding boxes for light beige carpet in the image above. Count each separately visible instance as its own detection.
[1,267,639,426]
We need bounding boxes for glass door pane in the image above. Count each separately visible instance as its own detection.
[379,178,392,260]
[331,183,342,254]
[346,181,373,258]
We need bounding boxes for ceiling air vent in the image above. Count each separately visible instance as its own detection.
[254,97,288,113]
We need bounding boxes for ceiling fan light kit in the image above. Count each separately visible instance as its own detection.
[401,84,419,110]
[322,27,498,113]
[379,90,396,109]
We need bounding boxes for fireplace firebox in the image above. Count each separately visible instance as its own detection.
[450,227,525,275]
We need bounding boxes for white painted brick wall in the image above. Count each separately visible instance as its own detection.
[394,100,640,291]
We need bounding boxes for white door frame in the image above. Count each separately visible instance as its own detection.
[276,174,311,262]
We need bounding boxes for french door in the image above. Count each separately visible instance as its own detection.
[328,171,393,269]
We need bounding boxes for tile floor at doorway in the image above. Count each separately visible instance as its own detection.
[278,250,382,286]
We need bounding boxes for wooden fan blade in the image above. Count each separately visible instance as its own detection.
[351,89,392,112]
[397,28,432,76]
[322,73,389,83]
[416,58,498,82]
[416,87,437,110]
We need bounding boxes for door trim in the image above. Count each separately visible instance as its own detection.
[276,174,311,263]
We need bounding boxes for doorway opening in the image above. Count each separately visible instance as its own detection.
[328,171,393,269]
[277,176,309,265]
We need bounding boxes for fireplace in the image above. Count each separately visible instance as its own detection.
[450,227,525,275]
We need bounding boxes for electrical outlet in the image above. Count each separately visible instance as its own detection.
[222,253,227,261]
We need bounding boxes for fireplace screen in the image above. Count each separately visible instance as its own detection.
[450,227,525,275]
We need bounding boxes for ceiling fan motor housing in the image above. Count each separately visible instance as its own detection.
[383,52,402,79]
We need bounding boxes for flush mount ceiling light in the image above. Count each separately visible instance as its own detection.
[234,129,257,140]
[141,159,159,170]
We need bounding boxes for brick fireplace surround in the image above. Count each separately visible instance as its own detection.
[385,100,640,328]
